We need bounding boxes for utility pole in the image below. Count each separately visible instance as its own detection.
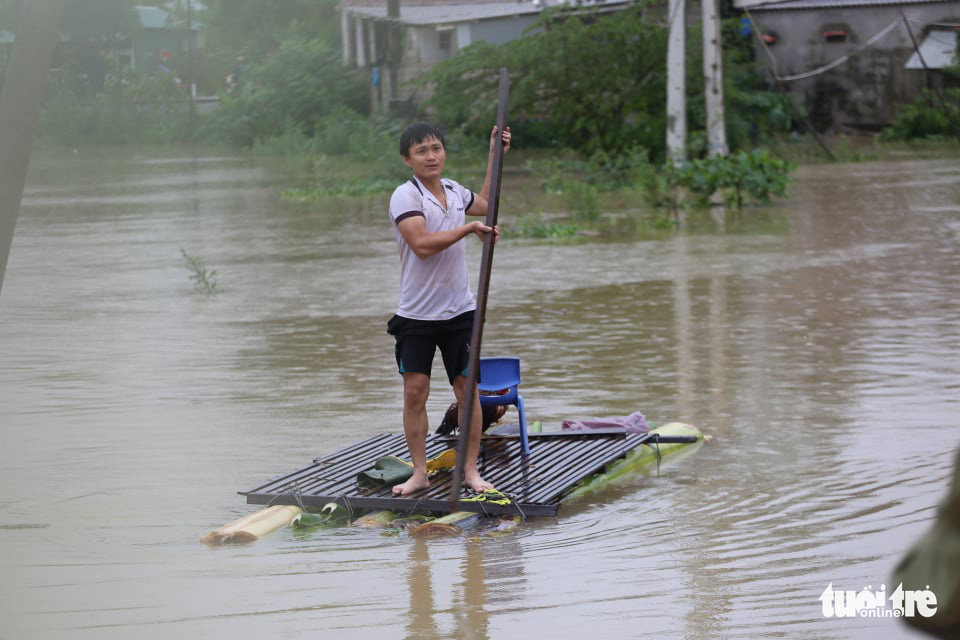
[387,0,400,106]
[0,0,64,293]
[186,0,196,138]
[666,0,687,166]
[701,0,727,156]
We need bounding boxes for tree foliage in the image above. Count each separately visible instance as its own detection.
[40,68,191,145]
[419,5,668,158]
[60,0,141,45]
[880,89,960,141]
[1,0,147,93]
[10,0,363,146]
[420,5,795,162]
[206,36,367,146]
[200,0,340,58]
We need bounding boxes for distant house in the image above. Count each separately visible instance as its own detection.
[904,27,960,70]
[338,0,633,112]
[128,5,205,73]
[734,0,959,132]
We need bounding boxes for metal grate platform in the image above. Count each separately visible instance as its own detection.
[240,430,663,518]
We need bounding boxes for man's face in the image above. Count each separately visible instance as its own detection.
[403,135,446,179]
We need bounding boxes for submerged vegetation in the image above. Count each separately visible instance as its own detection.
[880,88,960,142]
[180,249,222,294]
[675,149,794,209]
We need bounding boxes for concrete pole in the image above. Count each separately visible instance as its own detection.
[387,0,400,103]
[341,11,351,65]
[666,0,687,166]
[0,0,65,293]
[186,0,196,138]
[355,18,366,67]
[701,0,728,156]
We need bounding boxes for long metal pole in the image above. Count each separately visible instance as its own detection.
[0,0,65,293]
[450,68,509,510]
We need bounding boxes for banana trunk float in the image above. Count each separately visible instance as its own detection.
[562,422,703,503]
[201,505,302,545]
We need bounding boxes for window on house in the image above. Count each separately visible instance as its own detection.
[438,29,452,52]
[822,24,850,43]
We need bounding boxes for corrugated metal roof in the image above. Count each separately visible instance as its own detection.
[342,1,632,25]
[740,0,955,10]
[905,29,959,68]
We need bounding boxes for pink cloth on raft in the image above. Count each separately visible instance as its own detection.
[561,410,649,434]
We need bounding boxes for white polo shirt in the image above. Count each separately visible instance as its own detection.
[389,176,476,320]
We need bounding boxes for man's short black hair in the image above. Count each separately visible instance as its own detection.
[399,122,446,158]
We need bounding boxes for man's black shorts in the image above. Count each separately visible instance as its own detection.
[387,310,474,384]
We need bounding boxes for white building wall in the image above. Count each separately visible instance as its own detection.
[467,16,541,46]
[749,4,956,130]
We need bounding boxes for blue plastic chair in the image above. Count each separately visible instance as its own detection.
[478,357,530,454]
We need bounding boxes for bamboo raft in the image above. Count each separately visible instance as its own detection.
[239,423,701,518]
[201,422,703,544]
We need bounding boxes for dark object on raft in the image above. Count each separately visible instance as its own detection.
[435,402,507,436]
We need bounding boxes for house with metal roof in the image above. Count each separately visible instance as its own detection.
[338,0,633,112]
[734,0,959,132]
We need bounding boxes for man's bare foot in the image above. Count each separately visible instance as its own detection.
[392,474,430,497]
[464,469,494,493]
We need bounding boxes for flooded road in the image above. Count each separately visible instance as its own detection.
[1,146,958,639]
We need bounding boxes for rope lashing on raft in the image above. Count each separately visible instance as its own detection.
[267,482,358,521]
[461,488,527,520]
[648,433,663,475]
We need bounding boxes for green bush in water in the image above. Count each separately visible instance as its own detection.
[678,149,795,208]
[880,89,960,141]
[204,36,368,146]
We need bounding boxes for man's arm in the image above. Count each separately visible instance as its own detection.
[397,215,493,260]
[466,125,511,217]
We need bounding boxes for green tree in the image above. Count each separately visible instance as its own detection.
[60,0,139,45]
[205,35,367,146]
[420,4,794,162]
[880,88,960,141]
[881,45,960,141]
[2,0,143,94]
[200,0,340,59]
[419,5,668,158]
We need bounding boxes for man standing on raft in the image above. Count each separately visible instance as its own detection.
[387,122,511,497]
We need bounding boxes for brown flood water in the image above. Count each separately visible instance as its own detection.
[1,146,958,639]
